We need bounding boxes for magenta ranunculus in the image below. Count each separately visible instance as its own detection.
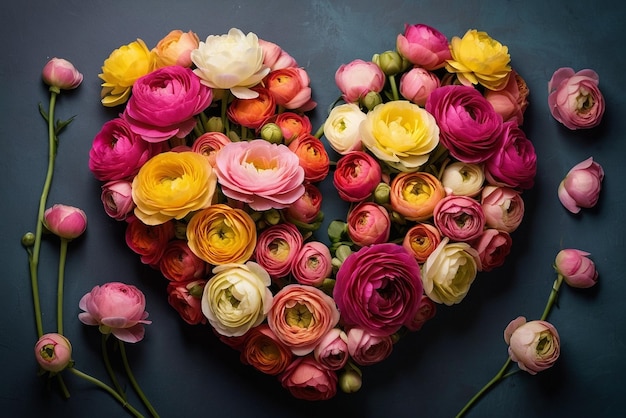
[433,195,485,242]
[254,223,303,280]
[215,140,305,211]
[548,67,605,130]
[346,328,393,366]
[43,204,87,240]
[481,186,525,233]
[484,121,537,190]
[558,157,604,214]
[396,24,452,70]
[101,180,135,221]
[399,67,441,106]
[426,85,503,163]
[347,202,391,247]
[279,355,338,401]
[333,243,422,336]
[78,282,151,343]
[333,151,382,202]
[555,249,598,288]
[334,59,385,103]
[471,228,512,272]
[291,241,333,287]
[123,65,213,143]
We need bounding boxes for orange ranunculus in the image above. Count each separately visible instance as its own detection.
[402,222,442,263]
[125,216,175,266]
[287,134,330,183]
[153,29,200,68]
[264,67,315,111]
[226,86,275,130]
[390,172,445,221]
[240,324,293,375]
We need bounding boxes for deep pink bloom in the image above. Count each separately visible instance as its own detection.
[433,195,486,242]
[279,355,338,401]
[404,294,437,331]
[44,204,87,240]
[399,67,441,106]
[333,151,382,202]
[347,202,391,247]
[558,157,604,214]
[347,328,393,366]
[548,67,605,130]
[101,180,135,221]
[396,24,451,70]
[167,279,207,325]
[334,59,385,103]
[254,223,303,279]
[42,57,83,91]
[34,333,72,373]
[555,249,598,288]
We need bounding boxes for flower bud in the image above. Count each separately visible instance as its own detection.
[43,204,87,240]
[360,91,382,111]
[21,232,36,247]
[555,249,598,288]
[204,116,224,133]
[260,123,284,144]
[373,182,391,205]
[558,157,604,213]
[34,333,72,373]
[372,50,408,76]
[42,58,83,93]
[339,369,362,393]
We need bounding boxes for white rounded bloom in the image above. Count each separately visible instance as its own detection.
[191,28,270,99]
[441,162,485,197]
[323,103,367,154]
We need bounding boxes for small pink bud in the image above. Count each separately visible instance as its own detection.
[44,204,87,240]
[558,157,604,213]
[42,58,83,92]
[555,249,598,288]
[34,333,72,373]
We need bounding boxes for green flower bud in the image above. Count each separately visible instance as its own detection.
[204,116,224,133]
[372,50,409,76]
[373,182,391,205]
[335,244,353,263]
[339,369,362,393]
[360,91,382,111]
[263,209,281,226]
[260,123,284,144]
[21,232,36,247]
[227,130,241,142]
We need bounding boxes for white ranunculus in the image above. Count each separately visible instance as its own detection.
[323,103,367,154]
[191,28,269,99]
[440,162,485,197]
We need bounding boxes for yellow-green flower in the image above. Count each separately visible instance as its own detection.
[99,39,155,107]
[445,29,511,91]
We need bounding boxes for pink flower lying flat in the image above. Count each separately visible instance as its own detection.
[548,67,605,130]
[558,157,604,213]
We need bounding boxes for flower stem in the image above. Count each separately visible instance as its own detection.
[67,367,145,418]
[56,238,68,335]
[313,123,325,139]
[118,341,160,418]
[455,357,512,418]
[389,74,399,101]
[541,274,564,321]
[102,334,126,400]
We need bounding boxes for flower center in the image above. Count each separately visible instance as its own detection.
[285,303,313,328]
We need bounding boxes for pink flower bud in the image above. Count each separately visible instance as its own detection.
[558,157,604,213]
[399,67,441,106]
[44,204,87,240]
[334,59,385,103]
[504,316,560,375]
[42,58,83,91]
[34,333,72,373]
[555,249,598,288]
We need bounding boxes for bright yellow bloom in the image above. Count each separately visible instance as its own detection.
[446,29,511,91]
[99,39,155,107]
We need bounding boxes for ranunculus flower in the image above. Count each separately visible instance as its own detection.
[186,204,257,265]
[132,151,217,225]
[159,240,208,282]
[125,216,175,266]
[271,112,313,145]
[558,157,604,214]
[288,134,330,183]
[191,131,231,167]
[202,262,273,337]
[323,103,367,155]
[101,180,135,221]
[402,223,442,263]
[433,195,486,242]
[445,29,512,91]
[504,316,560,375]
[34,333,72,373]
[284,183,323,225]
[99,38,154,106]
[227,86,275,130]
[334,59,385,103]
[279,355,338,401]
[426,85,503,164]
[43,204,87,240]
[333,151,382,202]
[484,121,537,190]
[347,202,391,247]
[42,58,83,91]
[240,324,293,375]
[481,186,525,233]
[291,241,333,287]
[347,328,393,366]
[404,294,437,331]
[167,279,207,325]
[259,39,298,70]
[122,65,213,143]
[215,140,305,211]
[471,228,512,272]
[555,249,598,288]
[334,243,423,336]
[153,29,200,68]
[313,328,349,371]
[268,284,340,356]
[548,67,605,130]
[191,28,270,99]
[390,171,446,221]
[422,238,480,305]
[254,223,303,280]
[396,24,451,70]
[360,100,440,171]
[484,70,529,125]
[440,162,485,197]
[265,67,316,111]
[78,282,151,343]
[399,67,441,106]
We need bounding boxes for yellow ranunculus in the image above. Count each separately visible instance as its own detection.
[99,39,155,107]
[359,100,439,172]
[131,151,217,225]
[186,204,257,265]
[445,29,512,91]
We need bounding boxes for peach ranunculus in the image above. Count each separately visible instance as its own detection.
[481,186,525,233]
[390,171,446,221]
[215,140,305,211]
[254,223,303,280]
[484,70,529,125]
[347,328,394,366]
[201,261,273,337]
[323,103,367,155]
[504,316,560,375]
[265,67,316,111]
[291,241,333,287]
[153,29,200,68]
[440,162,485,197]
[279,355,338,401]
[360,100,440,172]
[287,134,330,183]
[191,131,232,167]
[347,202,391,247]
[159,240,209,282]
[267,284,340,356]
[240,324,293,375]
[402,222,442,263]
[186,204,257,265]
[445,29,512,91]
[131,151,217,225]
[125,216,175,266]
[166,279,207,325]
[99,38,154,107]
[227,86,276,130]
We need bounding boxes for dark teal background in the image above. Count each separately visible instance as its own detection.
[1,1,624,417]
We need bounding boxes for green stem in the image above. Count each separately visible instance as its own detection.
[56,373,70,399]
[389,74,399,101]
[541,274,564,321]
[118,341,160,418]
[456,357,512,418]
[56,238,68,335]
[67,367,145,418]
[313,123,325,139]
[102,334,126,400]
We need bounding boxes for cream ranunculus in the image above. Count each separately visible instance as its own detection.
[191,28,270,99]
[323,103,367,155]
[440,162,485,197]
[359,101,439,172]
[201,261,273,337]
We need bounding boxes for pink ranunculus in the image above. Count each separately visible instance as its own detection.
[396,24,451,70]
[191,131,231,167]
[254,223,303,280]
[333,151,382,202]
[346,328,393,366]
[125,216,176,266]
[34,333,72,373]
[404,294,437,331]
[313,328,349,371]
[426,85,503,163]
[504,316,560,375]
[284,183,323,224]
[484,70,529,125]
[555,249,598,288]
[215,139,305,211]
[166,279,207,325]
[484,121,537,190]
[291,241,333,287]
[334,59,385,103]
[399,66,441,106]
[471,228,512,272]
[279,355,338,401]
[433,195,486,242]
[159,240,209,282]
[558,157,604,214]
[78,282,151,343]
[265,67,316,111]
[548,67,605,130]
[123,65,213,143]
[333,243,423,337]
[481,186,525,233]
[42,57,83,91]
[347,202,391,247]
[43,204,87,240]
[101,180,135,221]
[259,39,298,70]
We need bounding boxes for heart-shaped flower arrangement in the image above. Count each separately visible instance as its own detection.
[88,25,535,401]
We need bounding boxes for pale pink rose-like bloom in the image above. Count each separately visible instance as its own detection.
[433,195,485,242]
[347,202,391,247]
[34,333,72,373]
[481,186,525,233]
[284,183,323,224]
[254,223,303,280]
[101,180,135,221]
[558,157,604,214]
[404,294,437,331]
[291,241,333,287]
[347,328,393,366]
[313,328,349,371]
[471,228,512,272]
[191,131,231,167]
[548,67,605,130]
[214,140,305,211]
[42,57,83,91]
[396,23,451,70]
[279,355,338,401]
[399,67,441,106]
[333,151,382,202]
[335,59,385,103]
[484,70,529,125]
[78,282,151,343]
[259,39,298,70]
[44,204,87,240]
[166,279,207,325]
[555,249,598,288]
[504,316,560,375]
